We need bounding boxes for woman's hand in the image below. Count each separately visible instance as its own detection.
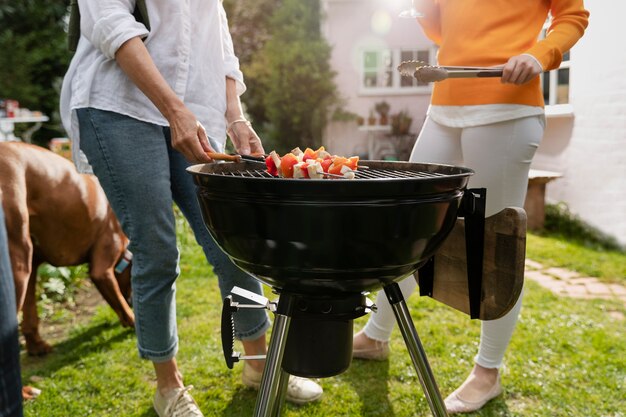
[226,118,265,156]
[501,54,543,85]
[168,107,214,163]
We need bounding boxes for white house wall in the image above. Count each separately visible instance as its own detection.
[534,0,626,246]
[321,0,432,157]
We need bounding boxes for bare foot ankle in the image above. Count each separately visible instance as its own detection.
[241,335,267,373]
[445,365,503,413]
[153,359,184,395]
[247,361,265,373]
[352,330,390,360]
[353,330,379,349]
[457,365,499,399]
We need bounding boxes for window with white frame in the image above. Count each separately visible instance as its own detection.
[540,20,571,106]
[400,49,430,88]
[361,48,432,93]
[363,50,393,88]
[542,50,570,105]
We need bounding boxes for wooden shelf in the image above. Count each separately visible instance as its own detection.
[357,124,392,132]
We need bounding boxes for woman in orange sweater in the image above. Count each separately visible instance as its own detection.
[353,0,589,414]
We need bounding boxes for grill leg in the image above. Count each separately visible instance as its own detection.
[253,295,295,417]
[269,369,290,417]
[384,282,449,417]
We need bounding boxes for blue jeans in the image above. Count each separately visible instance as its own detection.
[0,205,24,417]
[76,108,270,362]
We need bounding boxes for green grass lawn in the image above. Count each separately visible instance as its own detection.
[21,225,626,416]
[527,233,626,286]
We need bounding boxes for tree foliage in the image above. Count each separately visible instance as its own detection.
[0,0,71,144]
[227,0,339,153]
[223,0,278,66]
[0,0,339,151]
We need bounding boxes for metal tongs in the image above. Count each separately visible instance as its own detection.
[398,60,503,83]
[206,151,265,162]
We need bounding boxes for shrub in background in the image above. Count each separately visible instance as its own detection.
[0,1,71,145]
[544,202,624,252]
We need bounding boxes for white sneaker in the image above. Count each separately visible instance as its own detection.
[153,385,204,417]
[241,363,323,405]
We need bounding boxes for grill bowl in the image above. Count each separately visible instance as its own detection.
[188,160,473,294]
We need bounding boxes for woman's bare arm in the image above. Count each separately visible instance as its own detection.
[115,36,213,163]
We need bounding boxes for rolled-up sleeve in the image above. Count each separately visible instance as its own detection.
[78,0,149,59]
[219,2,246,95]
[525,0,589,71]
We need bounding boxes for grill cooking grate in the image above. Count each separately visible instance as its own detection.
[214,167,448,180]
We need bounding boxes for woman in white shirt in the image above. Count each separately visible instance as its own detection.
[60,2,322,416]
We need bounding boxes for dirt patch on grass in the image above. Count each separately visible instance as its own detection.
[19,281,106,349]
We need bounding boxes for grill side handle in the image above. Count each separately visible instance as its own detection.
[221,294,273,369]
[221,296,239,369]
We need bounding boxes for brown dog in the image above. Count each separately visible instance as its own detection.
[0,142,134,357]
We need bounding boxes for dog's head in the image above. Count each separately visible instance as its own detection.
[114,248,133,305]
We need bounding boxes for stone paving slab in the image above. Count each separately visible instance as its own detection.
[524,259,626,320]
[544,267,581,281]
[609,284,626,296]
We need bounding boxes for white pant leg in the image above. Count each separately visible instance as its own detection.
[461,116,544,368]
[364,275,418,341]
[475,289,524,369]
[364,118,463,341]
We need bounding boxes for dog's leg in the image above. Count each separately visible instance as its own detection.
[22,260,53,356]
[3,195,33,313]
[2,187,45,355]
[90,267,135,328]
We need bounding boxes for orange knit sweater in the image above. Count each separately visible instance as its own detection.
[417,0,589,106]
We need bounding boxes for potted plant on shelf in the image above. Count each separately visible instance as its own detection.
[391,110,413,135]
[374,101,391,125]
[367,110,377,126]
[330,107,364,126]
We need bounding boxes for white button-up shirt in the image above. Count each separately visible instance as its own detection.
[60,0,245,172]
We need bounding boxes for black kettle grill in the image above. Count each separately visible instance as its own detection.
[188,160,487,417]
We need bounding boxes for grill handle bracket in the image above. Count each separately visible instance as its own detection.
[458,188,487,319]
[418,188,486,319]
[365,296,378,313]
